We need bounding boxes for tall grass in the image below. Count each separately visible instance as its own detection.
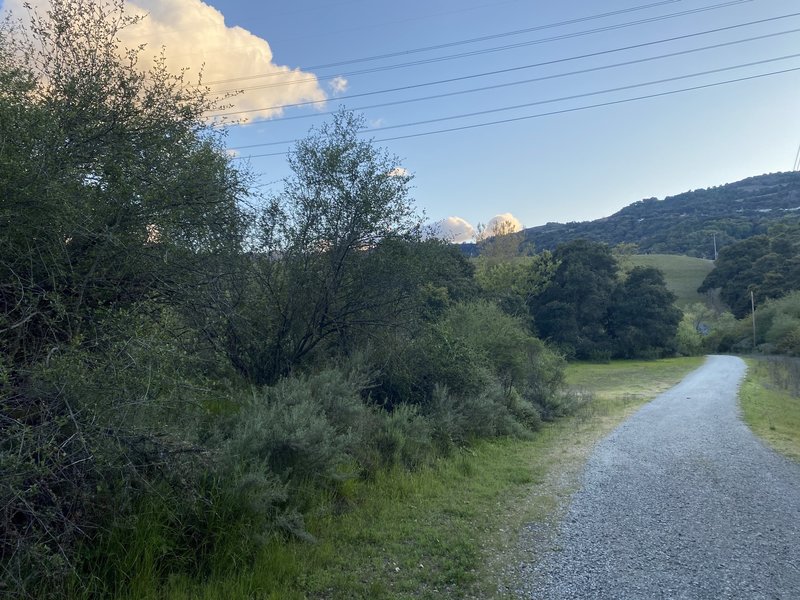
[740,357,800,462]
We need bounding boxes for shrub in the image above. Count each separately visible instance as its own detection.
[373,403,434,470]
[224,368,371,487]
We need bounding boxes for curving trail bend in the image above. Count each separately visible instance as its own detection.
[520,355,800,599]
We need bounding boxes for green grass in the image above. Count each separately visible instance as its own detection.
[740,357,800,462]
[628,254,714,307]
[473,253,713,308]
[117,357,704,600]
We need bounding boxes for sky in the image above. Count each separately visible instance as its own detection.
[3,0,800,242]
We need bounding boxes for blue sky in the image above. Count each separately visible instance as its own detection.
[5,0,800,240]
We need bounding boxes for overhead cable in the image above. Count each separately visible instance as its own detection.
[208,0,753,95]
[231,62,800,160]
[203,0,690,86]
[222,25,800,130]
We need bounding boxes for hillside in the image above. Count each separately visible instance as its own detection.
[628,254,714,307]
[463,171,800,258]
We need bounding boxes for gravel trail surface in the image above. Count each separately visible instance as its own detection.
[518,355,800,599]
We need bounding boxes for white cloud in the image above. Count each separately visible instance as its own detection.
[2,0,327,122]
[483,213,523,237]
[388,167,409,178]
[328,76,348,95]
[429,216,475,243]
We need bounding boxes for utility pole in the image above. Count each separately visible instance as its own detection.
[713,233,718,261]
[751,290,757,351]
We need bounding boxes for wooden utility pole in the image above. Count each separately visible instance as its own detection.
[751,290,756,350]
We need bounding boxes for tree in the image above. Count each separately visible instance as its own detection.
[475,250,557,320]
[1,0,246,369]
[608,266,681,358]
[228,110,424,383]
[531,240,618,358]
[1,1,247,590]
[699,225,800,318]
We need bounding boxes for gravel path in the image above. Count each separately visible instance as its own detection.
[518,355,800,599]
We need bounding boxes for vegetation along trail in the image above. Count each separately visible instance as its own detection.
[518,355,800,599]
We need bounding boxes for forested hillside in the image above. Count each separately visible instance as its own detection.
[463,171,800,257]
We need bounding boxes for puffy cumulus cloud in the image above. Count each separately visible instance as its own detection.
[428,216,476,243]
[481,213,523,238]
[3,0,327,122]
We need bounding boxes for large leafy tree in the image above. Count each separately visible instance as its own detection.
[608,266,681,358]
[531,239,618,358]
[218,111,425,384]
[699,224,800,318]
[1,1,247,588]
[1,0,247,368]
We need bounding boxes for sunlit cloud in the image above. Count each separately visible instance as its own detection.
[2,0,327,122]
[328,76,348,95]
[388,167,409,178]
[486,213,523,234]
[429,216,476,243]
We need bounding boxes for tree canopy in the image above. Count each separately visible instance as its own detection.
[698,222,800,318]
[529,240,680,359]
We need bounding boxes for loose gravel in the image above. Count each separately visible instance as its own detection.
[516,355,800,599]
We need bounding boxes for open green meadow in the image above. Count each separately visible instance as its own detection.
[629,254,714,307]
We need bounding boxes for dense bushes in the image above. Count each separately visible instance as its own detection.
[681,292,800,357]
[1,3,572,595]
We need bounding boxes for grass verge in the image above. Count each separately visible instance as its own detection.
[127,357,704,600]
[740,357,800,462]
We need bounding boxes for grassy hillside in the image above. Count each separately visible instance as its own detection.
[629,254,714,307]
[473,253,713,308]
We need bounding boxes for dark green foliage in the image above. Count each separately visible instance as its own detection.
[530,241,681,360]
[496,172,800,258]
[532,240,618,359]
[1,4,570,595]
[608,267,682,358]
[1,2,246,591]
[699,223,800,318]
[753,292,800,355]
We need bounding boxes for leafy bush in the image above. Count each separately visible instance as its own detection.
[425,385,532,452]
[372,403,434,470]
[758,292,800,356]
[675,314,705,356]
[224,368,372,487]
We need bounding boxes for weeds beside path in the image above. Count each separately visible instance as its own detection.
[740,356,800,462]
[145,357,703,600]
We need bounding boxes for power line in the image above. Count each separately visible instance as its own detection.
[228,52,800,152]
[213,12,800,120]
[222,25,800,132]
[231,64,800,161]
[203,0,689,86]
[369,53,800,134]
[207,0,752,96]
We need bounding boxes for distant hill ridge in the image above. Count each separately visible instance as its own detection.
[468,171,800,258]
